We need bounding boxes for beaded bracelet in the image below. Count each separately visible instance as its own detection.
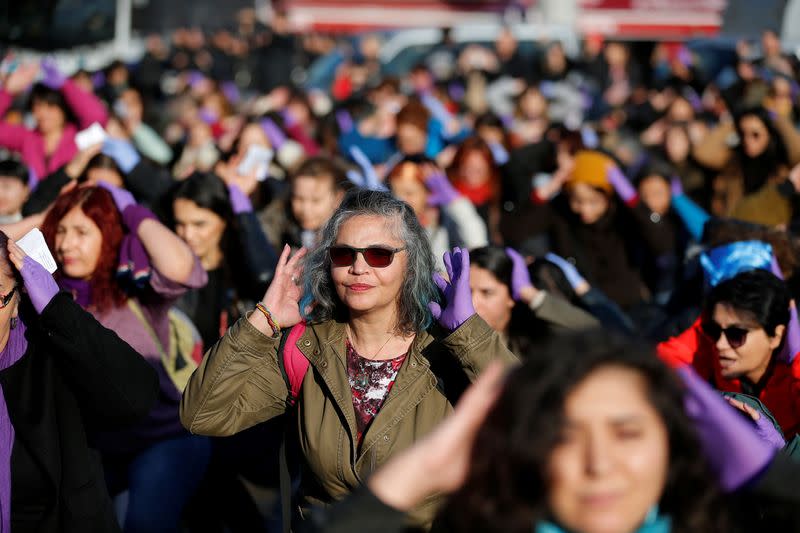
[255,303,281,336]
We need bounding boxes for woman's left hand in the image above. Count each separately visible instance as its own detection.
[97,180,136,212]
[7,239,59,315]
[505,247,536,302]
[725,397,786,450]
[429,247,475,331]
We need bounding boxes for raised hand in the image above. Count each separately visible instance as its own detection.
[505,247,534,302]
[423,164,459,207]
[258,244,308,329]
[428,247,475,331]
[227,183,253,215]
[40,58,66,90]
[7,239,59,314]
[97,180,136,212]
[679,365,778,491]
[544,252,590,295]
[3,62,39,95]
[102,138,141,174]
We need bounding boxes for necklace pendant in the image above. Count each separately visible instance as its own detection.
[355,372,369,389]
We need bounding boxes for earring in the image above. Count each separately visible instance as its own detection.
[10,317,18,330]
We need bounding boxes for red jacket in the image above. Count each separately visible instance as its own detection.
[658,316,800,437]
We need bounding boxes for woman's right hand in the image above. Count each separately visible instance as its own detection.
[7,239,59,315]
[256,244,307,330]
[3,62,38,95]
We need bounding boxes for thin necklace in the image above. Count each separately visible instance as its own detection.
[345,324,394,361]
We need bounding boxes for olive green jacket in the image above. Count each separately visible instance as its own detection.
[180,313,518,526]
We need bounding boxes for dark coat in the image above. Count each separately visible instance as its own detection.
[0,293,159,532]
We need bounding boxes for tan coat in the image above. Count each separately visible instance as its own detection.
[180,313,518,526]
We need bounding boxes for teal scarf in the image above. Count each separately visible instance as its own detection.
[536,506,671,533]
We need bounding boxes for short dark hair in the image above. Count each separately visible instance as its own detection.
[0,160,29,185]
[705,269,790,336]
[291,156,350,191]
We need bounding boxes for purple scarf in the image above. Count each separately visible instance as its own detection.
[58,277,92,308]
[0,321,29,533]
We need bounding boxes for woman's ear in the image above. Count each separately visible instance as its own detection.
[770,324,787,350]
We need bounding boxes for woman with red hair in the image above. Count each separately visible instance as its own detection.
[447,136,502,242]
[40,183,209,532]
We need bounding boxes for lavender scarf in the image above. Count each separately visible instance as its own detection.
[0,321,29,533]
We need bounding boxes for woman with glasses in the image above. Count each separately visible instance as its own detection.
[692,106,800,226]
[181,188,517,528]
[0,232,158,532]
[658,268,800,437]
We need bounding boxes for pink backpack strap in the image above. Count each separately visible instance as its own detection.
[281,322,310,406]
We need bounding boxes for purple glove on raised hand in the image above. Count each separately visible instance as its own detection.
[670,175,685,197]
[349,146,387,191]
[97,180,135,212]
[679,365,778,491]
[261,118,287,150]
[428,247,475,331]
[506,247,533,301]
[228,184,253,214]
[606,166,637,204]
[21,256,59,315]
[102,138,141,174]
[544,253,587,291]
[40,59,66,90]
[425,171,460,207]
[336,110,354,134]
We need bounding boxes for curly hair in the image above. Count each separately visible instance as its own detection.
[300,188,438,335]
[41,186,127,313]
[439,330,729,533]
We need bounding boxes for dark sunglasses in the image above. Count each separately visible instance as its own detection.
[701,321,749,349]
[329,245,406,268]
[0,285,16,309]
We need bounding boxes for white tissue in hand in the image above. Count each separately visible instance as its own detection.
[17,229,57,273]
[75,122,108,151]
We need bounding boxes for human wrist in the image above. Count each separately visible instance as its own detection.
[367,450,433,511]
[518,285,539,306]
[255,302,281,337]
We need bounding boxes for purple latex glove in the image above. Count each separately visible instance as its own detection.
[488,142,509,165]
[280,109,297,128]
[335,110,354,134]
[27,166,38,191]
[220,81,240,104]
[544,253,587,291]
[768,257,799,363]
[261,118,287,150]
[91,71,106,90]
[349,146,387,191]
[97,180,135,212]
[20,256,59,314]
[228,184,253,214]
[505,247,533,301]
[425,171,460,206]
[670,175,685,197]
[428,247,475,331]
[420,92,454,125]
[606,166,637,203]
[102,138,141,174]
[40,59,66,90]
[199,108,218,125]
[678,365,778,491]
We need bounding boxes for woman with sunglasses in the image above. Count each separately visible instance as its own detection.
[658,269,800,437]
[0,232,158,532]
[692,106,800,227]
[181,188,517,528]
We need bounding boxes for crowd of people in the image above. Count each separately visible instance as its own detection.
[2,9,800,532]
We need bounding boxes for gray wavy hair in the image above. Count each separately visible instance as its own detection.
[300,188,438,335]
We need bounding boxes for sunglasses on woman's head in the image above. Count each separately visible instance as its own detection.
[328,245,406,268]
[701,321,749,349]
